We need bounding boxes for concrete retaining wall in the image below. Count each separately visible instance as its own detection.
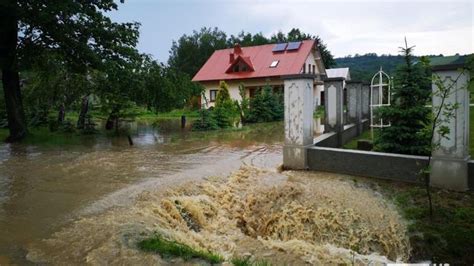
[308,145,474,190]
[342,124,358,145]
[315,119,370,149]
[314,132,338,148]
[307,146,429,183]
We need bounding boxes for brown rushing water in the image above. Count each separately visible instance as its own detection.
[1,119,409,265]
[0,120,284,264]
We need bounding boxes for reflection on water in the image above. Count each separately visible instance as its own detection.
[0,119,284,264]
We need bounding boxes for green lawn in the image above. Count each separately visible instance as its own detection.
[380,183,474,264]
[343,129,374,150]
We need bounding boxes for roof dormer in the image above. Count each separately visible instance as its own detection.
[226,44,254,74]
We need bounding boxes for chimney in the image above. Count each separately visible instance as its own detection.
[229,53,235,63]
[234,43,242,54]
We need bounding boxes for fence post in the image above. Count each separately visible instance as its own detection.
[347,81,363,134]
[430,66,470,191]
[283,74,315,169]
[361,83,370,119]
[324,78,344,146]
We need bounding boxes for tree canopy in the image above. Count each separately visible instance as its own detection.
[0,0,141,141]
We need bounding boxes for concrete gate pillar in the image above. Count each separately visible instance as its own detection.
[430,67,470,191]
[324,78,344,132]
[283,74,315,169]
[347,81,363,134]
[361,83,370,119]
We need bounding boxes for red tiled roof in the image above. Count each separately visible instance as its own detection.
[192,40,316,82]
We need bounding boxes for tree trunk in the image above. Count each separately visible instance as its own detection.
[57,103,65,124]
[0,1,27,142]
[105,107,119,131]
[76,95,89,129]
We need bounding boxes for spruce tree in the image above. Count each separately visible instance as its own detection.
[374,41,431,155]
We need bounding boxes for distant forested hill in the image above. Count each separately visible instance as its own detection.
[334,53,471,82]
[334,53,409,82]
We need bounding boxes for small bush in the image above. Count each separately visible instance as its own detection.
[246,86,283,123]
[214,81,240,128]
[192,109,219,131]
[138,234,223,264]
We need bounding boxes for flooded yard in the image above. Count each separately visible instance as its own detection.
[0,120,283,264]
[0,119,409,264]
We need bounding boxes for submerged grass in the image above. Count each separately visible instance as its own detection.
[0,127,91,146]
[138,234,224,264]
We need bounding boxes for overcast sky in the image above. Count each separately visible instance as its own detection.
[109,0,473,63]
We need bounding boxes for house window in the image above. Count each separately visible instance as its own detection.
[312,65,316,74]
[302,63,306,73]
[210,90,218,102]
[230,60,251,73]
[270,60,279,68]
[233,65,239,73]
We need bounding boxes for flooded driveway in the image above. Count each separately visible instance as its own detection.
[0,120,284,264]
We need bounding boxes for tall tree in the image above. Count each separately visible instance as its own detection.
[374,41,431,155]
[0,0,140,141]
[227,31,270,47]
[168,27,228,77]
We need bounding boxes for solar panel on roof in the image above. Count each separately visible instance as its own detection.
[286,41,302,51]
[272,43,287,52]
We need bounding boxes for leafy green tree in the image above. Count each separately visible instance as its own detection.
[141,58,203,113]
[213,81,239,128]
[22,54,92,127]
[227,31,270,47]
[95,57,144,131]
[168,27,228,77]
[0,0,140,141]
[374,41,431,155]
[247,85,283,123]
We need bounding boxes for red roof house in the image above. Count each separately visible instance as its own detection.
[192,40,326,108]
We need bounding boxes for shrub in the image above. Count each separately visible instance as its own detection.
[237,83,250,122]
[246,85,283,123]
[192,109,218,131]
[213,81,240,128]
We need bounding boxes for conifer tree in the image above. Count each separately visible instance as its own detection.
[375,41,431,155]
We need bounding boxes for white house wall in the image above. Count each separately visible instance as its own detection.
[200,78,284,108]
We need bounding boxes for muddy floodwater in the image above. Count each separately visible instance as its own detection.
[0,119,409,265]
